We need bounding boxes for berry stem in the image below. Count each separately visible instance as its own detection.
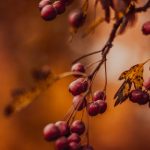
[103,59,108,92]
[72,50,103,64]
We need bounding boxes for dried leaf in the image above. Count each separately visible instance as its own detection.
[4,70,57,116]
[115,61,147,106]
[4,69,87,117]
[132,66,144,89]
[114,79,132,106]
[118,63,144,88]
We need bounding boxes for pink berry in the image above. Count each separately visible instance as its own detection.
[143,78,150,90]
[53,1,66,14]
[68,133,81,143]
[93,90,106,101]
[69,142,81,150]
[38,0,51,10]
[81,145,94,150]
[43,123,60,141]
[129,89,143,103]
[71,63,85,74]
[41,5,57,21]
[96,100,107,114]
[142,21,150,35]
[68,9,85,28]
[55,137,69,150]
[70,120,85,135]
[69,78,88,96]
[55,121,70,136]
[73,95,86,111]
[87,102,100,116]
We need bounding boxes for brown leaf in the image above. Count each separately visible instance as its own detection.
[4,69,57,116]
[114,79,132,106]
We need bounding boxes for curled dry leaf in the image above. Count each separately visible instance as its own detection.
[114,60,150,106]
[4,70,57,117]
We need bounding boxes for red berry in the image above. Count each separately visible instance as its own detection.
[137,91,149,105]
[143,78,150,90]
[43,123,60,141]
[55,121,70,136]
[96,100,107,114]
[68,9,85,28]
[70,120,85,135]
[129,89,143,103]
[87,102,100,116]
[142,21,150,35]
[93,90,106,101]
[69,142,81,150]
[68,133,81,143]
[69,78,88,96]
[53,1,66,14]
[81,145,94,150]
[55,137,69,150]
[41,5,57,21]
[38,0,51,10]
[73,95,86,111]
[71,63,85,74]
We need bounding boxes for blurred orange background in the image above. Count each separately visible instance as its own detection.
[0,0,150,150]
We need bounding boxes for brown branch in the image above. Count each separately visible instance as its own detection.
[88,0,150,80]
[135,0,150,12]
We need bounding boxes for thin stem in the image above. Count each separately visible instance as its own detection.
[103,59,107,92]
[85,59,102,70]
[72,50,103,64]
[86,106,90,145]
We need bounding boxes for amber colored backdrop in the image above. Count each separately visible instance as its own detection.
[0,0,150,150]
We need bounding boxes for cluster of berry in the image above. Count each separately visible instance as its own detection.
[43,120,93,150]
[142,21,150,35]
[70,63,107,116]
[39,0,73,21]
[39,0,85,29]
[42,62,108,150]
[129,78,150,105]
